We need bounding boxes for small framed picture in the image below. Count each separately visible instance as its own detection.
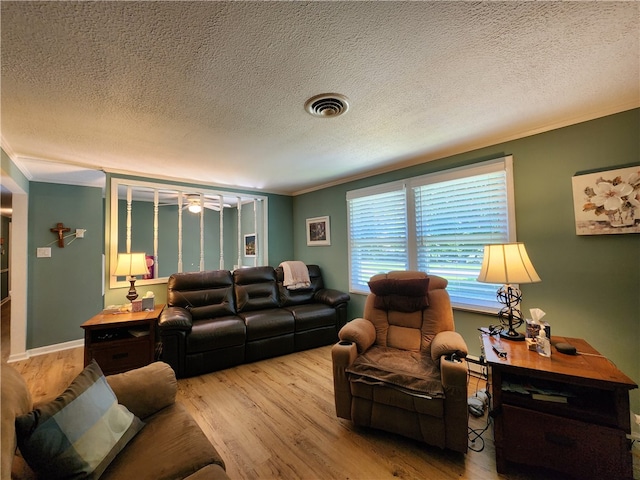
[306,216,330,246]
[244,233,256,257]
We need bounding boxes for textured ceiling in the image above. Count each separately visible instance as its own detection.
[1,1,638,195]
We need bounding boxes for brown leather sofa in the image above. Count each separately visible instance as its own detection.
[1,361,230,480]
[159,264,350,377]
[332,271,469,453]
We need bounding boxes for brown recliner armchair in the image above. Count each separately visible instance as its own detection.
[332,271,469,453]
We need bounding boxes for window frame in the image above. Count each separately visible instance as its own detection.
[346,155,515,313]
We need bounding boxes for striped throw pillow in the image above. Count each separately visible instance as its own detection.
[15,360,144,479]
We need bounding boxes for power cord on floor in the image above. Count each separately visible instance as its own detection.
[468,411,492,452]
[467,362,492,452]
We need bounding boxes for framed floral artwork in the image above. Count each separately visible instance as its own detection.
[306,216,330,246]
[571,165,640,235]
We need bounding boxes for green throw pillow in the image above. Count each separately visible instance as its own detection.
[15,360,144,479]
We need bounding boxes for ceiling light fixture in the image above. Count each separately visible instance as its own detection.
[305,93,350,118]
[187,203,202,214]
[186,195,202,214]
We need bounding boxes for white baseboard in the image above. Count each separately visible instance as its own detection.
[6,351,28,362]
[7,339,83,363]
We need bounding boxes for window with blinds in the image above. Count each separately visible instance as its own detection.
[347,156,515,311]
[347,182,408,292]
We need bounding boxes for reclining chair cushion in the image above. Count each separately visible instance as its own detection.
[368,277,430,312]
[346,346,444,399]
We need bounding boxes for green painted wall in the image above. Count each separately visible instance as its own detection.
[266,193,294,266]
[293,109,640,411]
[27,182,104,348]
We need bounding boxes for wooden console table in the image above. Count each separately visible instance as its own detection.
[483,334,637,479]
[81,304,164,375]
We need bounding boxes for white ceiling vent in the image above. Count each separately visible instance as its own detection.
[305,93,350,118]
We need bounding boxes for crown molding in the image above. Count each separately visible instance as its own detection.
[291,103,639,196]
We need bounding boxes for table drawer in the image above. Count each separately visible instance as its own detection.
[88,340,150,375]
[501,404,631,479]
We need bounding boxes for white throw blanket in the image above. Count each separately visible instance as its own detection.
[280,261,311,290]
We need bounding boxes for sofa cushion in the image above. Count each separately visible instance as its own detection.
[186,317,246,353]
[234,266,279,312]
[101,403,225,480]
[285,303,336,331]
[240,309,294,341]
[167,270,236,320]
[15,360,144,480]
[276,264,323,306]
[106,362,177,420]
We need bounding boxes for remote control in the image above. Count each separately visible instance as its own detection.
[492,344,507,358]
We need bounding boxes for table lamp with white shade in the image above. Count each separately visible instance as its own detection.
[476,243,541,340]
[114,252,150,302]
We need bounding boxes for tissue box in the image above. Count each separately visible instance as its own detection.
[141,296,155,311]
[131,299,143,312]
[526,319,550,339]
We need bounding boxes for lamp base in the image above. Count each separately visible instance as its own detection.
[496,284,525,341]
[500,330,525,341]
[126,278,138,302]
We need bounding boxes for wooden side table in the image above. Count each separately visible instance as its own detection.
[81,304,164,375]
[483,334,637,480]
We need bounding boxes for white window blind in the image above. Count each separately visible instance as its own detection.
[346,156,515,311]
[347,182,408,293]
[413,163,512,310]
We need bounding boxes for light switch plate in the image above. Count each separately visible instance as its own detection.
[36,247,51,258]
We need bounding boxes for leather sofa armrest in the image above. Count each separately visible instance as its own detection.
[430,330,468,363]
[158,306,193,332]
[106,362,177,420]
[314,288,350,307]
[338,318,376,354]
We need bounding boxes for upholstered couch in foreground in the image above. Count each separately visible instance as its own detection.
[159,264,350,377]
[1,361,230,480]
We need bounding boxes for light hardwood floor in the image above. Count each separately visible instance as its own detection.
[6,343,639,479]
